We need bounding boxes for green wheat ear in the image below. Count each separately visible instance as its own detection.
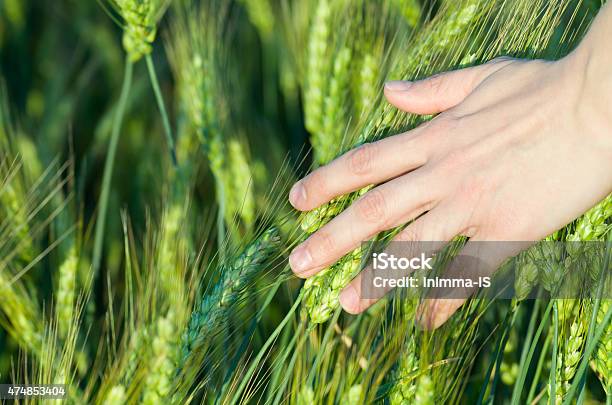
[142,311,179,404]
[109,0,171,62]
[103,385,127,405]
[550,308,587,404]
[55,246,79,339]
[393,0,422,27]
[304,0,332,136]
[178,227,281,368]
[567,193,612,241]
[389,335,419,404]
[168,1,256,239]
[316,46,353,165]
[592,300,612,396]
[239,0,275,41]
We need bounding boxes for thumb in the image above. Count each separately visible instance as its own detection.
[384,58,514,115]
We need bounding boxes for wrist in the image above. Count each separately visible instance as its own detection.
[562,19,612,163]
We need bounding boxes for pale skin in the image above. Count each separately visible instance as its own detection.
[288,3,612,328]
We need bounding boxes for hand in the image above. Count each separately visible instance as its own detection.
[288,37,612,327]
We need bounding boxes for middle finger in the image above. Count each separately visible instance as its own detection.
[289,168,443,278]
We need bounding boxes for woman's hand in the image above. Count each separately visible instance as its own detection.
[288,6,612,328]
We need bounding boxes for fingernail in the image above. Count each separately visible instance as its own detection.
[289,181,307,207]
[339,284,359,313]
[289,245,313,275]
[384,80,413,91]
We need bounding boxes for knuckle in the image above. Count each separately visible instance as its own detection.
[356,189,388,226]
[458,173,490,198]
[439,149,468,172]
[303,171,327,198]
[348,143,376,176]
[425,115,458,140]
[398,226,419,242]
[423,74,445,95]
[313,230,336,256]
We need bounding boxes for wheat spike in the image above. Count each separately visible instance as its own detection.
[110,0,170,61]
[179,227,281,366]
[304,0,332,135]
[55,246,78,339]
[414,374,434,405]
[314,46,353,164]
[239,0,275,40]
[142,311,179,404]
[103,385,127,405]
[592,300,612,396]
[390,336,419,404]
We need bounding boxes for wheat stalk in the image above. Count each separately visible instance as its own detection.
[341,384,363,404]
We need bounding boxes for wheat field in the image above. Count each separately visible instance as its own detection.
[0,0,610,403]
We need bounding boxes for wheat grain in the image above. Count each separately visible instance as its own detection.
[297,386,315,404]
[0,183,34,262]
[515,254,539,301]
[168,3,256,235]
[500,330,519,386]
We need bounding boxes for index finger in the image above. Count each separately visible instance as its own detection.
[289,129,429,211]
